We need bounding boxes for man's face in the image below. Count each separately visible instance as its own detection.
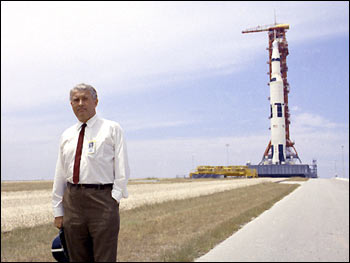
[70,90,98,123]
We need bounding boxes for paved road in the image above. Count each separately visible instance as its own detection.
[196,178,349,262]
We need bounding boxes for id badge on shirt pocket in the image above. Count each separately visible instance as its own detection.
[88,140,96,154]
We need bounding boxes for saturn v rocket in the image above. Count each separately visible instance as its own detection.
[269,36,286,164]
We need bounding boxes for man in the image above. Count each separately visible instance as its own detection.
[52,83,130,262]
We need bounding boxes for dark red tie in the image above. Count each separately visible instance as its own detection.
[73,123,87,184]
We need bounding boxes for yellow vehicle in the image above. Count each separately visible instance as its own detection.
[190,165,257,178]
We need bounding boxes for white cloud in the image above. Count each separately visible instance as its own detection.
[2,2,348,111]
[292,112,340,133]
[127,134,269,178]
[125,120,195,132]
[290,111,349,177]
[127,123,348,179]
[125,110,349,179]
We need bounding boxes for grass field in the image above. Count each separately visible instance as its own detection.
[1,177,246,191]
[1,177,282,232]
[1,179,300,262]
[1,181,54,192]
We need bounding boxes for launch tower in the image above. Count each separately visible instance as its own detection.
[242,23,301,165]
[242,21,317,178]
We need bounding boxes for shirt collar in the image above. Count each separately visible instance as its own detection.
[76,114,99,130]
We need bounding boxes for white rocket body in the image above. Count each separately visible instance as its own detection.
[269,38,286,164]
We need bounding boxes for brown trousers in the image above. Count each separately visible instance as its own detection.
[62,184,120,262]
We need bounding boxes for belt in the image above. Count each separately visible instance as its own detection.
[67,182,113,190]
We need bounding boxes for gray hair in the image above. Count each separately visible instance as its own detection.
[70,83,98,101]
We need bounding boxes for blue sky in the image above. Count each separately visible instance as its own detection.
[1,1,349,180]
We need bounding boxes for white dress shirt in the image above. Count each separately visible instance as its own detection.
[52,114,130,217]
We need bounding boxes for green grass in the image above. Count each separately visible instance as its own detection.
[1,182,298,262]
[1,224,58,262]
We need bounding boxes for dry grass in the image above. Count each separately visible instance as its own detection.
[1,224,58,262]
[2,189,53,232]
[118,182,298,262]
[1,178,281,232]
[1,182,298,262]
[1,181,54,192]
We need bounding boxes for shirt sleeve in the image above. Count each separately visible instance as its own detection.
[111,124,130,203]
[52,136,67,217]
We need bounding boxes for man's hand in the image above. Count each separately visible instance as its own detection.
[54,216,63,229]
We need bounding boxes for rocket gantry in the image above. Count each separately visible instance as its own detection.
[242,22,303,166]
[269,37,286,164]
